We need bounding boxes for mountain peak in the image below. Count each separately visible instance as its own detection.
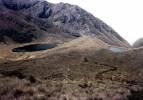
[0,0,130,47]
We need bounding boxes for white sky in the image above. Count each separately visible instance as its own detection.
[48,0,143,44]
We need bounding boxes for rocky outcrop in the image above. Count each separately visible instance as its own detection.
[0,0,130,47]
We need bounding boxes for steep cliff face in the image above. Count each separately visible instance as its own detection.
[0,0,130,47]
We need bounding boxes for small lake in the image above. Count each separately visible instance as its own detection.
[12,43,57,52]
[109,47,125,53]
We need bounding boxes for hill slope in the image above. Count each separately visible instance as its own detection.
[0,47,143,100]
[0,0,130,47]
[133,38,143,48]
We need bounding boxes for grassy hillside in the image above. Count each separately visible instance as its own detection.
[0,47,143,100]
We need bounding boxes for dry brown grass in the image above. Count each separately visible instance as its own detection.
[0,47,143,99]
[0,74,142,100]
[0,38,143,100]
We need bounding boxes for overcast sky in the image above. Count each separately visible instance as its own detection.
[48,0,143,44]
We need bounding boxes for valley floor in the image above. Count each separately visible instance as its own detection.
[0,46,143,100]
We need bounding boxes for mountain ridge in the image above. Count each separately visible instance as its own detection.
[133,38,143,48]
[0,0,130,47]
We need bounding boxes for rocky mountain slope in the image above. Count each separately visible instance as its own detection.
[133,38,143,48]
[0,0,130,47]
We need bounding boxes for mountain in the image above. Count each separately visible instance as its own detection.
[1,0,143,100]
[133,38,143,48]
[0,0,130,47]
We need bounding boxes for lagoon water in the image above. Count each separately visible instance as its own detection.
[12,44,57,52]
[110,47,124,53]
